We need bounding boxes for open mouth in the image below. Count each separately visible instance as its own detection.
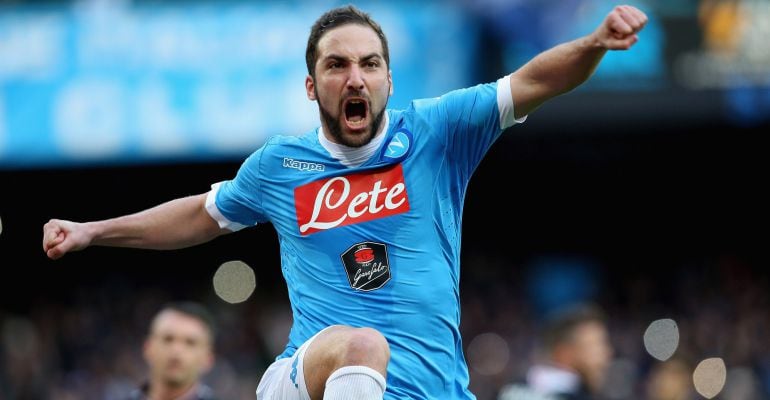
[343,98,369,131]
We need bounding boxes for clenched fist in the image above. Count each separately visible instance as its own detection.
[42,219,92,260]
[593,5,648,50]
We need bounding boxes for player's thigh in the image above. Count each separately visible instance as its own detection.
[302,325,391,399]
[301,325,355,399]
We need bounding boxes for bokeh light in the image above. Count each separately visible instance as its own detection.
[212,260,256,304]
[693,357,727,399]
[644,318,679,361]
[466,332,509,376]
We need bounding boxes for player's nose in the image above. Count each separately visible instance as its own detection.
[346,65,365,91]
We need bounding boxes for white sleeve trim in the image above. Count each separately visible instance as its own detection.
[497,74,527,129]
[205,181,249,232]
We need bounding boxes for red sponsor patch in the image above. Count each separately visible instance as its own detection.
[295,164,410,235]
[354,247,375,264]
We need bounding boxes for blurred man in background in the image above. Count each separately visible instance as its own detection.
[499,304,613,400]
[126,301,217,400]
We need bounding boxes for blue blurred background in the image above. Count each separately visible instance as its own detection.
[1,0,767,169]
[1,0,768,399]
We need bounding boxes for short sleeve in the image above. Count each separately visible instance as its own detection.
[204,150,268,231]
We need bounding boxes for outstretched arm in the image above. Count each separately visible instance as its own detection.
[43,192,229,260]
[509,5,648,119]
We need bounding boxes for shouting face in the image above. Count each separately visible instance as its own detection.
[306,23,393,148]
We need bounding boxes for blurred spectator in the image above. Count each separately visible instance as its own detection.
[124,301,217,400]
[0,316,46,399]
[498,303,613,400]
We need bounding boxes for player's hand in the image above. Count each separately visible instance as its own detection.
[43,219,92,260]
[592,5,648,50]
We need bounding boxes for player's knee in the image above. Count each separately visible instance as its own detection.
[340,327,390,366]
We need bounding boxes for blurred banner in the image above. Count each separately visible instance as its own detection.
[1,0,769,169]
[0,1,477,168]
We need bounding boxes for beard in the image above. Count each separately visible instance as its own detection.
[162,374,189,388]
[317,91,388,148]
[160,369,193,389]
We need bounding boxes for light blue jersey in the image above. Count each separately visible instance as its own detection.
[207,76,521,399]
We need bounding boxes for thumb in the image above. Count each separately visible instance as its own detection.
[46,235,75,260]
[47,245,64,260]
[607,35,638,50]
[50,231,66,249]
[45,247,64,260]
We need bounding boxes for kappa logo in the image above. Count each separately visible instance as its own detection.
[383,129,412,161]
[283,158,325,172]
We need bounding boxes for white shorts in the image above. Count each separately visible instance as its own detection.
[256,327,331,400]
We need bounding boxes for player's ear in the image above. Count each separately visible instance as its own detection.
[388,70,393,96]
[204,350,215,372]
[142,338,152,363]
[306,75,316,101]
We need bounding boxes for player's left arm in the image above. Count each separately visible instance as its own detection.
[508,5,648,119]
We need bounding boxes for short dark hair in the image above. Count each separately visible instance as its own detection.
[152,301,217,342]
[542,303,606,352]
[305,5,390,77]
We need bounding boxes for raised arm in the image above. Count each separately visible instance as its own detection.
[43,192,229,260]
[509,5,648,119]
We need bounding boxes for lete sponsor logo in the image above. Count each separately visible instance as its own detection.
[294,164,410,235]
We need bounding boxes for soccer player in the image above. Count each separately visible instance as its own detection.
[43,4,647,399]
[127,302,218,400]
[498,304,613,400]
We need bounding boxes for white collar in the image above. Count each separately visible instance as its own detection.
[318,112,389,168]
[526,364,581,395]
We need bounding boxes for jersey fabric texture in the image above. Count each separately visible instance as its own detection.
[207,76,521,399]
